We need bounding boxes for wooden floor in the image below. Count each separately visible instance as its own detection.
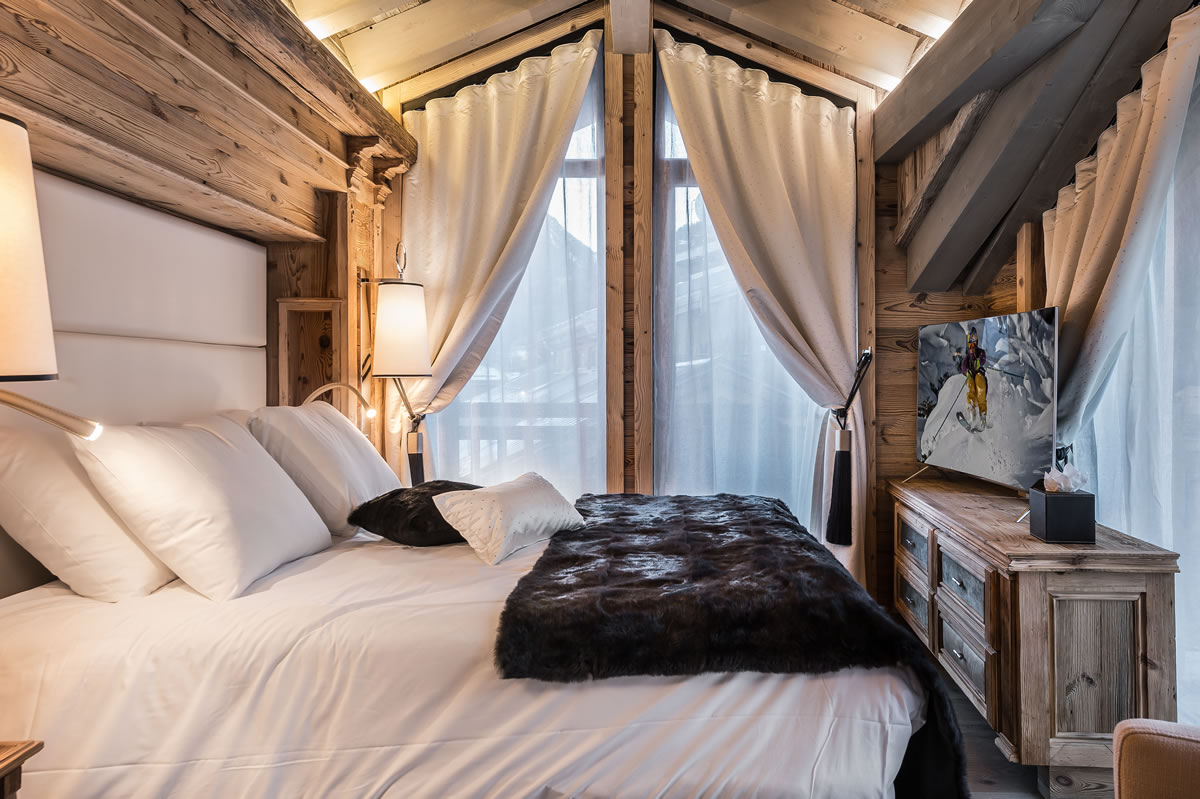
[949,674,1041,798]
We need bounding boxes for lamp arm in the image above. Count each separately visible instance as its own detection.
[391,378,424,431]
[0,389,103,440]
[302,382,377,418]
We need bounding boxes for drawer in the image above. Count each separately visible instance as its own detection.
[895,569,929,638]
[940,612,988,705]
[938,546,985,621]
[895,507,931,573]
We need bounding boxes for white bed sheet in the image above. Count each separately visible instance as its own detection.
[0,536,926,799]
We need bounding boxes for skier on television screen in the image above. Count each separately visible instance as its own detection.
[961,326,988,428]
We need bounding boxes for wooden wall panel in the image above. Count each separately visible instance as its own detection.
[874,162,1017,599]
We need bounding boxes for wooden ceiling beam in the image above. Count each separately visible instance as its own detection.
[960,0,1189,294]
[2,0,347,193]
[339,0,582,94]
[2,96,322,242]
[177,0,417,165]
[676,0,921,89]
[905,0,1138,292]
[846,0,959,38]
[653,3,870,104]
[291,0,415,39]
[384,2,605,107]
[894,90,996,249]
[0,26,322,234]
[874,0,1104,163]
[112,0,345,155]
[609,0,653,53]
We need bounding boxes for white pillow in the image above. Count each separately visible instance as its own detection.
[434,472,584,565]
[248,403,400,536]
[0,427,174,601]
[72,416,331,601]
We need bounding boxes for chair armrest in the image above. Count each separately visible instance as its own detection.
[1114,718,1200,799]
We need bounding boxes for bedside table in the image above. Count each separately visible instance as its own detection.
[0,742,42,798]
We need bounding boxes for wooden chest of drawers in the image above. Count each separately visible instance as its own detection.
[889,479,1179,798]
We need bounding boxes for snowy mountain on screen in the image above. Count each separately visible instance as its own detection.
[916,309,1057,489]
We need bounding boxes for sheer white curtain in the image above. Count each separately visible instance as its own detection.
[1072,46,1200,722]
[426,64,605,501]
[387,31,602,485]
[653,69,828,533]
[653,31,863,579]
[1042,8,1200,723]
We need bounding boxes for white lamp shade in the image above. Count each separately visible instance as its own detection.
[0,115,57,381]
[373,280,432,377]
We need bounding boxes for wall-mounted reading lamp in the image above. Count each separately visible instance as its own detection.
[302,381,378,420]
[0,113,103,440]
[366,244,433,483]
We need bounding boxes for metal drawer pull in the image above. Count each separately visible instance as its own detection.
[951,648,965,661]
[950,576,965,589]
[903,595,915,607]
[904,537,916,547]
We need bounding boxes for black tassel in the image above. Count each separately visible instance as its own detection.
[824,348,873,546]
[825,440,853,545]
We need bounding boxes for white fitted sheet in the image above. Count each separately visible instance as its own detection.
[0,536,926,798]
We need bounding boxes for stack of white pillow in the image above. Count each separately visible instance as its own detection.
[0,403,583,603]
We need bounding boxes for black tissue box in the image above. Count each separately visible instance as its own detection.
[1028,480,1095,543]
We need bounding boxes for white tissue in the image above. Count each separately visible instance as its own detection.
[1042,462,1089,493]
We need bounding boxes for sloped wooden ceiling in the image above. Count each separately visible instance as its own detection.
[289,0,969,93]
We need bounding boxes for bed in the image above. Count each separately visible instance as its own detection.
[0,534,927,798]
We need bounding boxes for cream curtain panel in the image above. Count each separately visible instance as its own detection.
[653,30,864,581]
[1043,9,1200,446]
[385,31,602,481]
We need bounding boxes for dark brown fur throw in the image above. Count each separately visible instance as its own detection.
[495,493,968,799]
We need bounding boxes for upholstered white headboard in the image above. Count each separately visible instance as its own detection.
[0,172,268,597]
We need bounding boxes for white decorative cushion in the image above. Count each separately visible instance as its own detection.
[0,427,175,601]
[434,472,584,565]
[248,403,401,536]
[72,416,330,601]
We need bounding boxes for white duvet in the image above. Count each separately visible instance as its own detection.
[0,536,926,798]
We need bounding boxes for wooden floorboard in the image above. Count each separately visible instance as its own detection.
[946,669,1041,798]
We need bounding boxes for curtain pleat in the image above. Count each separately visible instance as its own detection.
[653,30,865,581]
[384,31,602,482]
[1043,9,1200,445]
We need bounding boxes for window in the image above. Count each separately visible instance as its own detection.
[426,67,605,501]
[1074,84,1200,722]
[652,74,827,525]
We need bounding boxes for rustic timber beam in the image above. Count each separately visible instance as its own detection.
[1015,222,1047,313]
[874,0,1104,163]
[609,0,653,53]
[603,22,624,493]
[178,0,417,165]
[960,0,1189,294]
[894,91,996,249]
[652,3,868,104]
[3,95,321,242]
[905,0,1139,293]
[2,0,347,193]
[850,0,959,38]
[382,2,605,107]
[677,0,920,90]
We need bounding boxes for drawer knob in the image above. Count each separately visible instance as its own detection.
[904,537,915,547]
[952,648,965,661]
[950,576,965,589]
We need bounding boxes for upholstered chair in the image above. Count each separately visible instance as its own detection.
[1114,718,1200,799]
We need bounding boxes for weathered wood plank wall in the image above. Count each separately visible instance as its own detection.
[874,162,1018,599]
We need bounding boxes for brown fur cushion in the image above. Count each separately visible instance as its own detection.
[348,480,480,546]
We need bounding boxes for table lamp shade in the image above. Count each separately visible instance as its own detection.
[373,280,432,378]
[0,114,57,382]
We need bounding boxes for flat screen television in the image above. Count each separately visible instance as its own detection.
[916,308,1058,491]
